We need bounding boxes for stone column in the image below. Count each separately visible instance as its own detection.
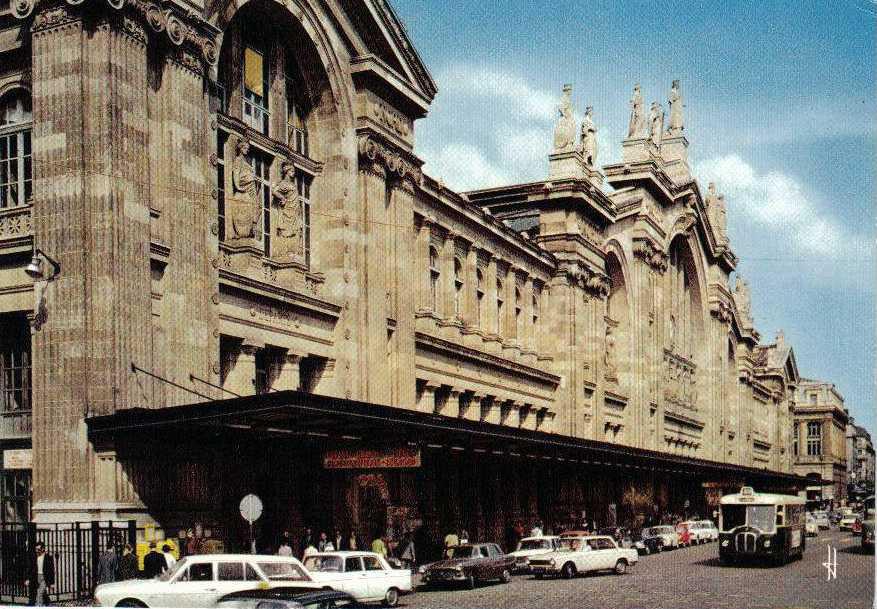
[390,180,417,407]
[223,342,260,396]
[485,256,500,339]
[30,8,157,521]
[441,232,456,319]
[462,244,478,327]
[522,276,534,351]
[483,396,501,425]
[312,358,337,395]
[442,389,461,418]
[415,218,432,312]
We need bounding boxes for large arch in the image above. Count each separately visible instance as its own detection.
[604,243,631,393]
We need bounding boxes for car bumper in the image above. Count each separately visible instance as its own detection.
[528,565,559,576]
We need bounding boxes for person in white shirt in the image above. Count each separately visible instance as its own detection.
[161,544,177,570]
[303,544,318,558]
[277,539,293,556]
[530,521,543,537]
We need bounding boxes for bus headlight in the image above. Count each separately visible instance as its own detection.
[721,540,729,547]
[549,558,556,566]
[764,540,771,548]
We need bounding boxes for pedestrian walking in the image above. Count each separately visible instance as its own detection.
[118,544,138,581]
[333,529,343,552]
[25,541,55,607]
[345,531,359,551]
[94,542,118,588]
[299,528,314,557]
[443,529,459,558]
[371,534,388,558]
[317,531,329,552]
[530,521,543,537]
[184,530,202,557]
[161,544,176,571]
[398,532,416,569]
[277,536,293,556]
[143,542,164,579]
[459,529,469,544]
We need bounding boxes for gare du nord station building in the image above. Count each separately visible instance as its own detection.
[0,0,806,550]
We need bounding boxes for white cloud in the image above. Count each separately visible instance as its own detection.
[696,154,870,259]
[438,65,558,124]
[420,143,511,192]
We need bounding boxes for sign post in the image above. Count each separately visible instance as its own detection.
[239,494,263,554]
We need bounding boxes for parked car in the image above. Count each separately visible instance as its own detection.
[302,551,411,606]
[640,525,679,551]
[216,588,364,609]
[628,530,661,555]
[419,543,514,589]
[507,536,560,573]
[94,554,315,608]
[692,520,719,542]
[527,535,638,578]
[805,513,819,537]
[839,512,861,531]
[861,496,874,552]
[812,511,830,530]
[675,522,693,546]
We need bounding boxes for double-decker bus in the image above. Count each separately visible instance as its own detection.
[718,486,806,565]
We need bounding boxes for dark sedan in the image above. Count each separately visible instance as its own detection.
[420,543,514,589]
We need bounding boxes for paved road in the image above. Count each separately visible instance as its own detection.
[404,530,874,609]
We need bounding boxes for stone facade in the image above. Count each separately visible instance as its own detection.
[0,0,806,528]
[847,418,875,491]
[793,379,849,502]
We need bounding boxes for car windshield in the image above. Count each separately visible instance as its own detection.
[722,505,776,532]
[450,546,478,558]
[160,558,188,582]
[257,562,311,581]
[303,556,343,572]
[519,539,550,551]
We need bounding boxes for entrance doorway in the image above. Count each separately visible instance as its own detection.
[349,474,389,546]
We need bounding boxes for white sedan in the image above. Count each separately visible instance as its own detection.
[506,536,560,572]
[303,551,411,606]
[527,535,638,578]
[94,554,316,608]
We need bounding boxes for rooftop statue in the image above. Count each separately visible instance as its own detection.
[705,182,728,242]
[580,106,598,167]
[648,101,665,147]
[553,84,576,153]
[628,84,644,138]
[667,80,684,135]
[734,275,752,320]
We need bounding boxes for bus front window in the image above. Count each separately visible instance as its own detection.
[747,506,776,532]
[722,505,746,530]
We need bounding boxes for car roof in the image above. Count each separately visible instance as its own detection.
[186,554,303,562]
[306,551,381,557]
[521,536,559,541]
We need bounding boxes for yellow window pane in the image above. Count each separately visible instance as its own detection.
[244,47,264,97]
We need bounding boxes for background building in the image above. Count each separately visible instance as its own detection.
[792,379,849,506]
[847,417,875,500]
[0,0,810,545]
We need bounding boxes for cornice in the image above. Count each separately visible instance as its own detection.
[357,130,422,186]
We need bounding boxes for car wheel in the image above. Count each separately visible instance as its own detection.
[614,559,627,575]
[501,569,512,583]
[466,575,476,590]
[384,587,400,607]
[657,541,664,552]
[115,600,147,608]
[561,562,577,579]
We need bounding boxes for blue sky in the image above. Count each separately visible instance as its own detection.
[393,0,876,434]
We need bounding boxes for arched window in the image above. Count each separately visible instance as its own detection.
[0,88,33,209]
[495,276,504,335]
[429,247,440,312]
[476,268,485,327]
[453,258,463,318]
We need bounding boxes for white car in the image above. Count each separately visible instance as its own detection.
[640,525,679,550]
[805,514,819,537]
[839,513,861,531]
[302,551,411,606]
[526,535,638,578]
[812,511,830,530]
[694,520,719,542]
[679,521,709,544]
[507,536,560,573]
[94,554,315,608]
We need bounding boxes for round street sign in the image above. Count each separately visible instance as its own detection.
[239,494,263,523]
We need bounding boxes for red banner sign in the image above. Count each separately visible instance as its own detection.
[323,447,421,470]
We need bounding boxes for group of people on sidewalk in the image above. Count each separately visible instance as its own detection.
[276,527,417,570]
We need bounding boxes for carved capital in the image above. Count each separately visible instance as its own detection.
[632,238,668,272]
[22,0,220,67]
[710,299,733,324]
[357,134,422,186]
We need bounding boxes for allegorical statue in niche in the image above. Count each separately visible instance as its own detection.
[604,327,618,380]
[648,101,664,147]
[272,161,302,258]
[553,84,576,153]
[667,80,684,135]
[580,106,598,167]
[230,138,261,240]
[628,84,644,137]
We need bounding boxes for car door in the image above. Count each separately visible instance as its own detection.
[165,560,216,607]
[487,544,505,577]
[361,555,388,600]
[596,538,618,570]
[343,555,369,600]
[215,560,252,598]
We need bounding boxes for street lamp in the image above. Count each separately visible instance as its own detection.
[24,248,61,281]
